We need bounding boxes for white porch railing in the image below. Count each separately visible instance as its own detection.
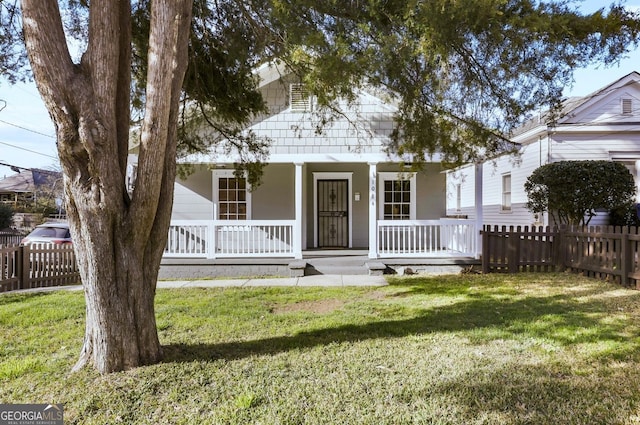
[165,220,296,258]
[165,218,477,259]
[377,219,477,258]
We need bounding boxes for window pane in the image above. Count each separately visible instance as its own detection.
[385,192,392,203]
[218,176,248,220]
[502,174,512,211]
[383,178,411,221]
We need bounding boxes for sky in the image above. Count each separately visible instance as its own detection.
[1,0,639,175]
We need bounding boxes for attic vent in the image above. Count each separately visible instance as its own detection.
[622,98,633,115]
[290,83,311,111]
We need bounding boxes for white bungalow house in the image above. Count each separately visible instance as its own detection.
[163,63,478,261]
[446,71,640,228]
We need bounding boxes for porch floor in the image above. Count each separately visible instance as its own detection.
[159,250,480,280]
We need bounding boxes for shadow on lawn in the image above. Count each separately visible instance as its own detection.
[162,287,640,364]
[428,354,640,424]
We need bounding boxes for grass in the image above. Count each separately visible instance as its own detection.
[2,273,640,424]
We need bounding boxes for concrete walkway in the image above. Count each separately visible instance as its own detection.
[157,274,388,288]
[4,274,388,295]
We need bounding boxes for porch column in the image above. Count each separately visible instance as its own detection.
[294,162,303,259]
[368,162,378,258]
[474,163,483,259]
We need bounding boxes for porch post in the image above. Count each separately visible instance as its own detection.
[474,163,483,259]
[294,162,304,259]
[368,162,378,259]
[208,204,217,259]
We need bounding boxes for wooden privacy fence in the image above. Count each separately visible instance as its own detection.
[482,225,640,288]
[0,244,80,293]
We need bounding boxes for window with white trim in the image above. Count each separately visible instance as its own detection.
[501,173,512,211]
[213,170,251,220]
[289,83,311,111]
[456,183,462,212]
[379,172,417,220]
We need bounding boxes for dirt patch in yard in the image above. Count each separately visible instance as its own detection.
[366,290,389,301]
[272,299,346,314]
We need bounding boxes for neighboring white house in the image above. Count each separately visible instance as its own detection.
[164,62,478,260]
[446,71,640,228]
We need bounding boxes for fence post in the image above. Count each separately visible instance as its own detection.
[553,226,565,272]
[507,226,520,273]
[620,228,630,287]
[18,245,30,289]
[481,225,489,274]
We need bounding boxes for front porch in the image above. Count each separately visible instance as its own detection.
[164,218,479,260]
[168,159,483,265]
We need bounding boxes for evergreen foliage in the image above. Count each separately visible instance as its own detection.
[11,1,638,174]
[525,160,637,226]
[0,203,13,229]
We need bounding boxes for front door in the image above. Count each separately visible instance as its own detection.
[317,179,349,248]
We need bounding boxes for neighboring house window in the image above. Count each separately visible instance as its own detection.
[214,170,251,220]
[290,83,311,111]
[622,98,633,115]
[379,172,417,220]
[502,173,512,211]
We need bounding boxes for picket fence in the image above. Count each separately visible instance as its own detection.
[482,225,640,287]
[0,244,80,293]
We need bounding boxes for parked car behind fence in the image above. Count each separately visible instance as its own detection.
[1,230,79,293]
[20,222,72,246]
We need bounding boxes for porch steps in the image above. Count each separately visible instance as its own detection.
[297,258,480,276]
[301,255,372,276]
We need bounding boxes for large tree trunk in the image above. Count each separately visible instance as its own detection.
[21,0,193,373]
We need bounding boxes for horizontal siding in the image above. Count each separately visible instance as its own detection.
[550,134,640,161]
[446,74,640,228]
[482,203,537,227]
[416,163,446,219]
[172,166,213,221]
[567,86,640,125]
[172,183,212,220]
[483,142,545,206]
[251,164,295,220]
[446,141,547,226]
[445,164,476,215]
[577,98,635,123]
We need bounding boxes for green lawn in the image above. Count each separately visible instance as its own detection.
[2,273,640,424]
